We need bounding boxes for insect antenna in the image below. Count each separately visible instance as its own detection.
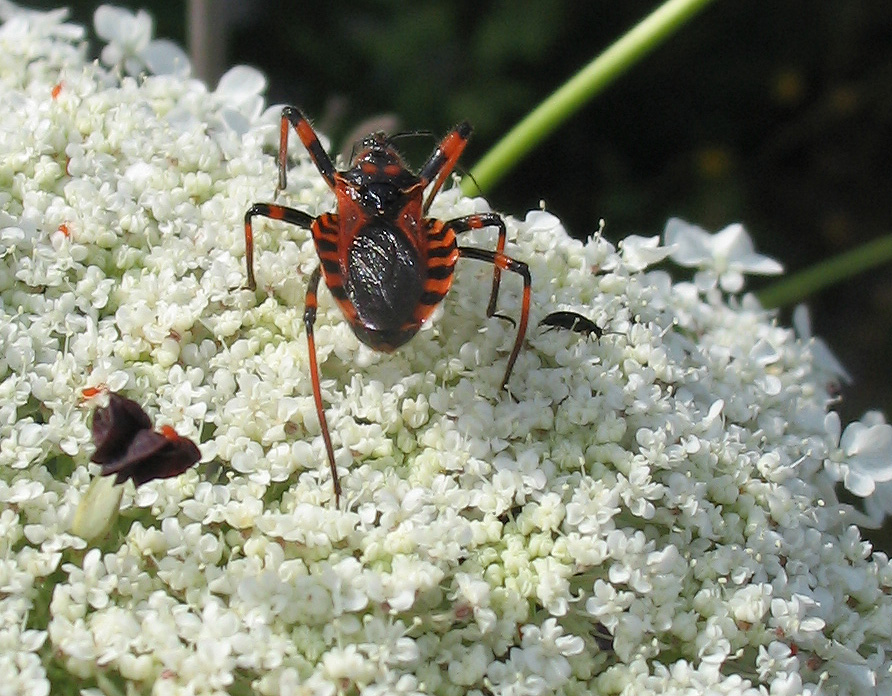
[388,129,437,162]
[389,129,434,143]
[458,167,482,195]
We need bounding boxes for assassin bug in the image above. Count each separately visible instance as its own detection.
[243,107,531,503]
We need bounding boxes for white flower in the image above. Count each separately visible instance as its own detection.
[94,5,189,77]
[321,645,377,686]
[617,234,676,272]
[447,642,491,686]
[824,411,892,496]
[4,5,892,696]
[664,217,784,292]
[214,65,266,125]
[729,583,773,624]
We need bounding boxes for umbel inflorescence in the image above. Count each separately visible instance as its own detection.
[1,4,891,695]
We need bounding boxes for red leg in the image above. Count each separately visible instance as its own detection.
[243,203,315,290]
[441,213,507,319]
[418,121,472,213]
[277,106,337,196]
[304,265,342,503]
[457,246,531,390]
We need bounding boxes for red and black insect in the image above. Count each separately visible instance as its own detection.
[90,391,201,486]
[243,107,531,503]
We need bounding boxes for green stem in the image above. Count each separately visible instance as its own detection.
[757,234,892,308]
[462,0,718,196]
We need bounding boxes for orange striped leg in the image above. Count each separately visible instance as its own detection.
[243,203,315,290]
[458,246,531,389]
[278,106,336,195]
[444,214,508,319]
[418,121,472,213]
[304,265,342,503]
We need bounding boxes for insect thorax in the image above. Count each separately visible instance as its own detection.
[345,147,420,219]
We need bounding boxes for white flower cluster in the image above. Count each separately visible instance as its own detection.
[2,4,891,695]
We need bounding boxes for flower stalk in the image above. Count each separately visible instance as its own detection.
[462,0,719,195]
[757,233,892,308]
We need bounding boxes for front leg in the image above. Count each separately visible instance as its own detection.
[418,121,472,213]
[243,203,315,290]
[277,106,337,196]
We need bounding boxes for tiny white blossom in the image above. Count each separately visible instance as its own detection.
[215,65,266,114]
[824,411,892,496]
[664,217,784,292]
[94,5,189,77]
[617,234,676,272]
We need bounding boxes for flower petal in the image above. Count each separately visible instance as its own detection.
[216,65,266,102]
[664,218,711,266]
[141,39,190,77]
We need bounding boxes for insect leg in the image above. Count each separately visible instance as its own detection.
[443,213,508,319]
[457,246,531,390]
[243,203,315,290]
[304,265,342,504]
[278,106,337,195]
[418,121,472,213]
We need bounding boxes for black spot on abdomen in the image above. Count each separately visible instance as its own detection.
[346,221,423,335]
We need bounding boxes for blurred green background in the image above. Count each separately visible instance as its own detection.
[28,1,892,531]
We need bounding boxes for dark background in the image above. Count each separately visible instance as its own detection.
[32,1,892,535]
